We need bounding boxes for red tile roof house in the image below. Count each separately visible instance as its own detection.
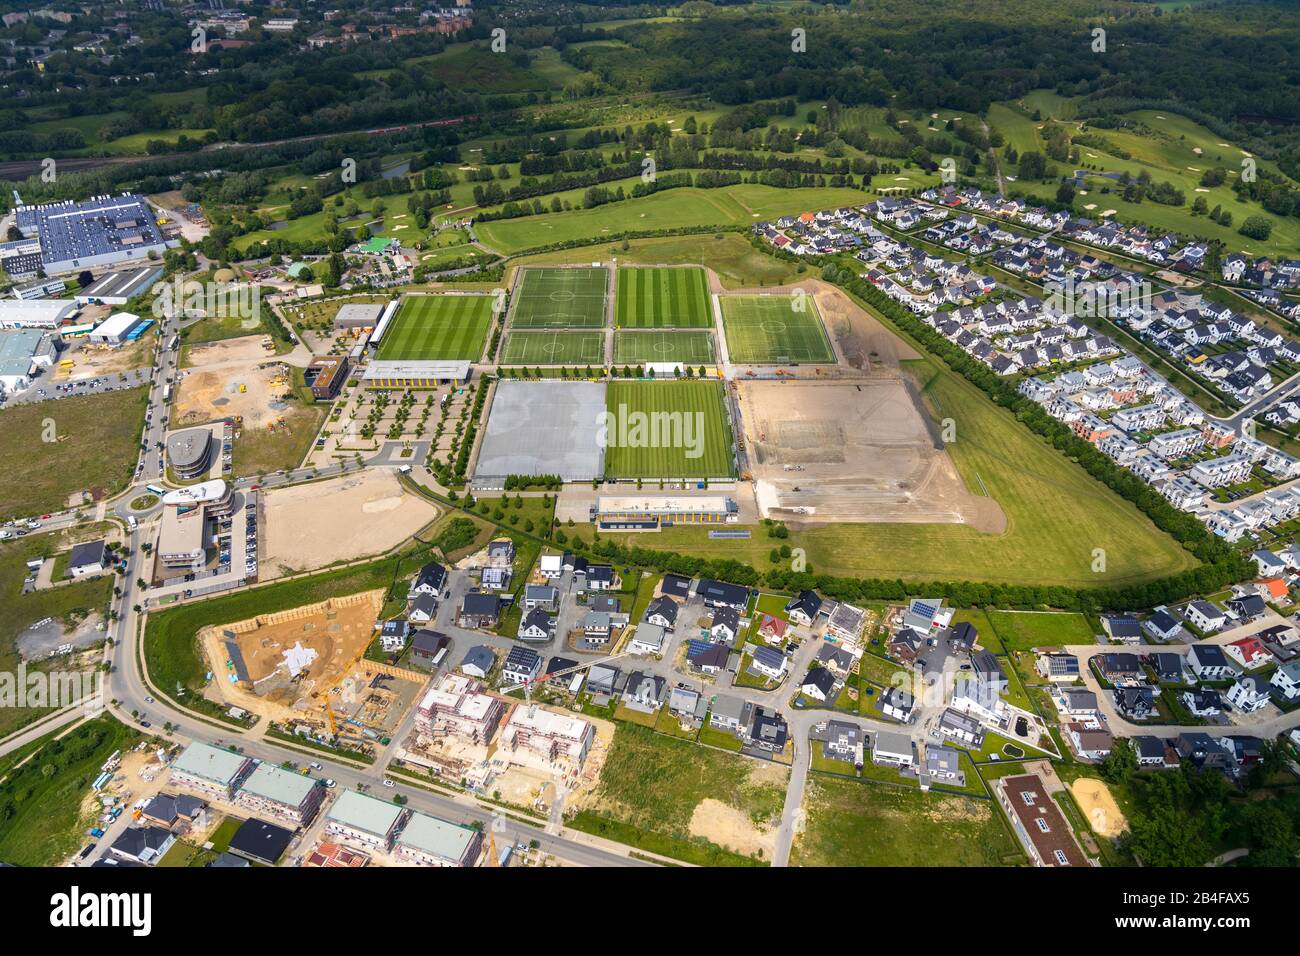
[758,614,789,645]
[1224,635,1273,671]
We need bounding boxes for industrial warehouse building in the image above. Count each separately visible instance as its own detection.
[166,428,213,480]
[593,495,739,530]
[361,359,471,389]
[0,298,78,329]
[75,266,163,305]
[0,328,58,392]
[12,276,66,300]
[475,380,606,482]
[88,311,149,346]
[13,193,172,273]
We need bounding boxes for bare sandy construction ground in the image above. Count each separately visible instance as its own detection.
[200,589,384,723]
[1070,777,1127,838]
[261,469,440,577]
[175,335,293,430]
[739,378,1000,528]
[53,335,155,382]
[814,283,922,371]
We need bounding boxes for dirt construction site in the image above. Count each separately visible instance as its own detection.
[200,588,385,725]
[174,334,293,430]
[738,377,1000,528]
[260,469,440,578]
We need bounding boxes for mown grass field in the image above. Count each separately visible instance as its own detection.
[511,267,609,328]
[500,330,605,365]
[476,184,866,254]
[645,350,1199,587]
[0,385,148,521]
[719,294,836,364]
[569,724,785,866]
[376,294,494,361]
[509,233,800,290]
[614,330,715,365]
[615,266,712,328]
[792,774,1023,866]
[603,380,735,479]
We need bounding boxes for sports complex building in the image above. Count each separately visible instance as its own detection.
[592,495,739,530]
[361,359,471,388]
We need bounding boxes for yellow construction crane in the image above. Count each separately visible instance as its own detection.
[325,700,338,738]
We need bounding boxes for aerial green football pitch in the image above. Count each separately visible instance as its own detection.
[501,330,606,365]
[614,330,715,365]
[603,380,736,479]
[719,294,836,365]
[376,294,494,361]
[511,267,609,328]
[615,266,712,328]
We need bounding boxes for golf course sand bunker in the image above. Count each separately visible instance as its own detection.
[1070,778,1127,838]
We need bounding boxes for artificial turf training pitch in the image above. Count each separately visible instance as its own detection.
[501,330,606,365]
[376,294,495,361]
[613,330,715,365]
[603,380,736,479]
[511,267,609,328]
[615,266,713,328]
[719,294,836,364]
